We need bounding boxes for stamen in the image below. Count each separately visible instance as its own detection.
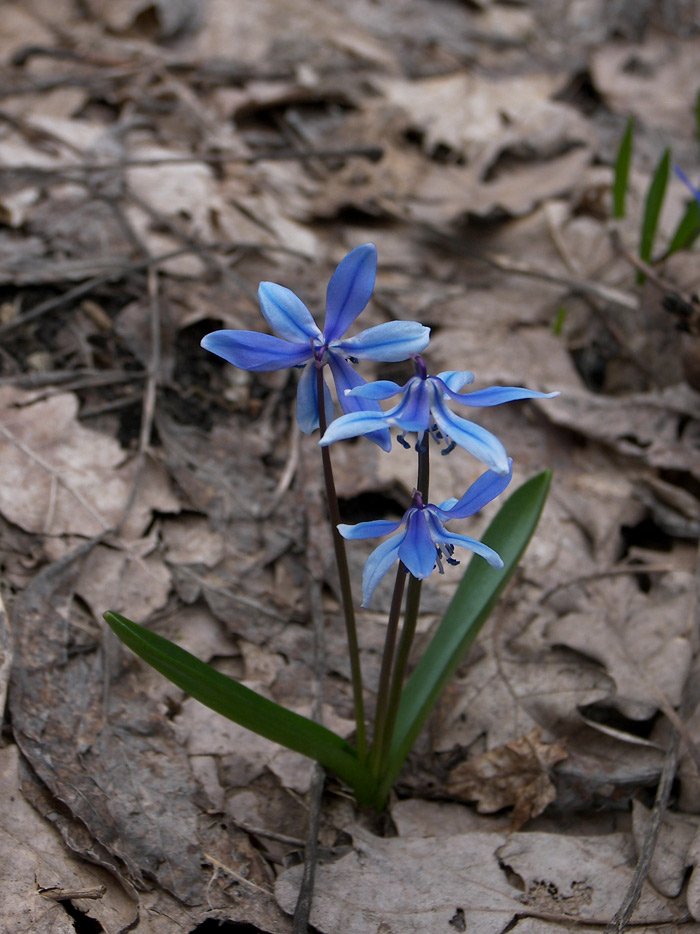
[397,433,411,449]
[441,440,457,456]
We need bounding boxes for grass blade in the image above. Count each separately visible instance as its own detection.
[639,148,670,269]
[664,196,700,258]
[377,471,552,802]
[104,611,375,801]
[613,117,634,219]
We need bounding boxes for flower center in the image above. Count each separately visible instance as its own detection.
[311,337,328,368]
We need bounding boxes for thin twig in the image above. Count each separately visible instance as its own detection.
[0,145,384,177]
[478,250,639,311]
[201,853,273,897]
[116,266,160,533]
[293,447,329,934]
[603,729,680,933]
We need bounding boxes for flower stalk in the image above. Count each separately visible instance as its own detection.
[316,363,367,760]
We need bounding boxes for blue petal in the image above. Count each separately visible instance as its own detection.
[328,355,392,451]
[398,509,437,579]
[296,362,333,434]
[424,511,503,568]
[435,461,513,520]
[446,385,560,407]
[386,378,431,432]
[324,244,377,344]
[334,321,430,362]
[437,370,475,394]
[258,282,322,343]
[320,410,392,446]
[431,394,509,474]
[338,519,403,540]
[439,531,504,568]
[362,534,404,607]
[201,330,311,371]
[345,380,402,401]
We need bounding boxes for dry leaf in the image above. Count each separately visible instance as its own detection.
[0,744,138,934]
[444,727,568,830]
[275,826,677,933]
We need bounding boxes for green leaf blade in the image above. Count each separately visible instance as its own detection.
[379,471,552,800]
[665,196,700,258]
[639,147,671,267]
[613,117,634,219]
[104,611,375,801]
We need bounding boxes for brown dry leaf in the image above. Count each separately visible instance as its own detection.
[543,385,700,481]
[0,744,138,934]
[591,34,700,136]
[547,573,693,720]
[275,826,678,933]
[443,727,568,830]
[632,799,699,899]
[0,387,179,542]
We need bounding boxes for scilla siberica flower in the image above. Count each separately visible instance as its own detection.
[320,356,558,475]
[339,462,513,606]
[201,245,430,444]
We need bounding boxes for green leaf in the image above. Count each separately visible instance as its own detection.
[377,471,552,802]
[613,117,634,219]
[664,196,700,258]
[104,611,376,802]
[639,147,670,272]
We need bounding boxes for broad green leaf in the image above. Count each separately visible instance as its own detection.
[639,148,670,271]
[377,471,552,802]
[664,196,700,258]
[613,117,634,219]
[104,611,376,802]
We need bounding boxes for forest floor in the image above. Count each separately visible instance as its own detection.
[2,1,700,932]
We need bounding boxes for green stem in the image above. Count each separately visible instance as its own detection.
[316,365,367,760]
[368,563,406,776]
[375,437,429,784]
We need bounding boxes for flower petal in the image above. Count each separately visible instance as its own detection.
[345,380,402,401]
[362,534,404,607]
[437,370,475,393]
[338,519,403,540]
[439,531,504,568]
[334,321,430,362]
[398,509,437,579]
[320,409,393,446]
[386,378,431,432]
[258,282,322,343]
[431,394,510,474]
[435,461,513,520]
[328,355,391,450]
[446,385,560,407]
[296,362,333,434]
[201,330,311,371]
[324,244,377,343]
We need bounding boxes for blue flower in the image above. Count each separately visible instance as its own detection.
[338,463,513,606]
[320,356,559,474]
[200,244,430,443]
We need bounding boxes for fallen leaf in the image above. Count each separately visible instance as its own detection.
[275,826,678,933]
[444,727,568,830]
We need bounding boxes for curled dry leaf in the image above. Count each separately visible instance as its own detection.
[443,727,568,830]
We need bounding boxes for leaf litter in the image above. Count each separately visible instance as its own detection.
[2,0,700,931]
